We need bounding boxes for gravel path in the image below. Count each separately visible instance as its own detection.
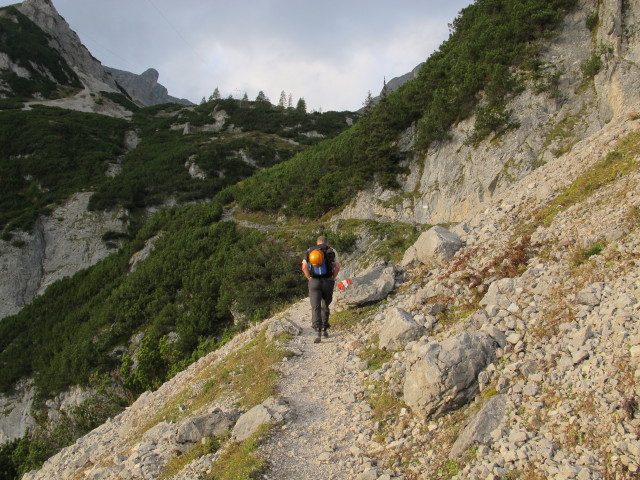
[259,300,378,480]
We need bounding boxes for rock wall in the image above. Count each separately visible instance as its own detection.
[339,0,640,226]
[0,192,127,320]
[0,380,35,444]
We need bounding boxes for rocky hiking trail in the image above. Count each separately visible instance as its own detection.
[259,299,390,480]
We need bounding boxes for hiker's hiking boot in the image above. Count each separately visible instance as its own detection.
[314,331,322,343]
[323,329,329,338]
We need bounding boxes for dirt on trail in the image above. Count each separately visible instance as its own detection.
[259,299,383,480]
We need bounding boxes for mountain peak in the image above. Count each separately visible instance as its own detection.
[105,66,193,107]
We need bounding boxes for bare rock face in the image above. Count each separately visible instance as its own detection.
[105,67,193,107]
[16,0,118,93]
[0,380,35,444]
[0,192,127,320]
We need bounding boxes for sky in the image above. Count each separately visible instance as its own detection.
[1,0,474,112]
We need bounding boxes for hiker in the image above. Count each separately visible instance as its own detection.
[302,235,341,343]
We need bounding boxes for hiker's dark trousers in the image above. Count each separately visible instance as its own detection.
[308,277,335,330]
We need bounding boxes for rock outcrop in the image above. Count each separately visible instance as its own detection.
[0,192,127,320]
[339,0,640,225]
[105,67,193,107]
[16,0,118,93]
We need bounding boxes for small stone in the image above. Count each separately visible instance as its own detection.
[318,452,331,462]
[506,333,522,345]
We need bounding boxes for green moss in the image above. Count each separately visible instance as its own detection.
[571,240,607,267]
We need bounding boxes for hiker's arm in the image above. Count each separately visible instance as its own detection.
[332,262,341,280]
[302,262,311,280]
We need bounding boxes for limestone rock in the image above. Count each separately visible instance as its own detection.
[17,0,118,92]
[336,263,396,308]
[404,331,497,418]
[0,192,127,320]
[105,67,193,107]
[449,394,508,458]
[231,397,290,442]
[265,317,301,342]
[378,307,425,351]
[402,226,463,268]
[176,408,237,443]
[0,380,35,444]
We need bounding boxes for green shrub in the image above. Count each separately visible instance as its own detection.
[581,52,603,79]
[585,11,599,31]
[571,241,607,267]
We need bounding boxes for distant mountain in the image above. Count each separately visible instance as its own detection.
[105,67,194,107]
[378,62,423,100]
[0,0,192,110]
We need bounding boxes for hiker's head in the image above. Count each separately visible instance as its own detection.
[316,235,327,245]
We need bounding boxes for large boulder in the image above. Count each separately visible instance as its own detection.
[337,263,396,308]
[176,408,237,443]
[448,394,508,458]
[402,226,463,268]
[265,317,301,342]
[404,331,497,418]
[378,307,425,350]
[231,397,290,442]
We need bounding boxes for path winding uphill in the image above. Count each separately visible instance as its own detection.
[259,300,382,480]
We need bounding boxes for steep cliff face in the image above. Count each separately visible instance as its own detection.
[340,0,640,225]
[16,0,119,94]
[0,192,127,320]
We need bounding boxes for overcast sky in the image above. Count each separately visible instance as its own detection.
[2,0,473,111]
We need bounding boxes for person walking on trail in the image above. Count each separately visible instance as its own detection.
[302,235,341,343]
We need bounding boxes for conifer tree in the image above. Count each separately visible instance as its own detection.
[381,77,388,98]
[296,97,307,113]
[242,92,249,102]
[287,93,293,109]
[363,90,374,114]
[256,91,269,103]
[278,90,287,109]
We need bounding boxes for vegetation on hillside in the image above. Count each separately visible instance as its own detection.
[0,202,306,398]
[223,0,577,218]
[0,106,128,236]
[0,100,354,238]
